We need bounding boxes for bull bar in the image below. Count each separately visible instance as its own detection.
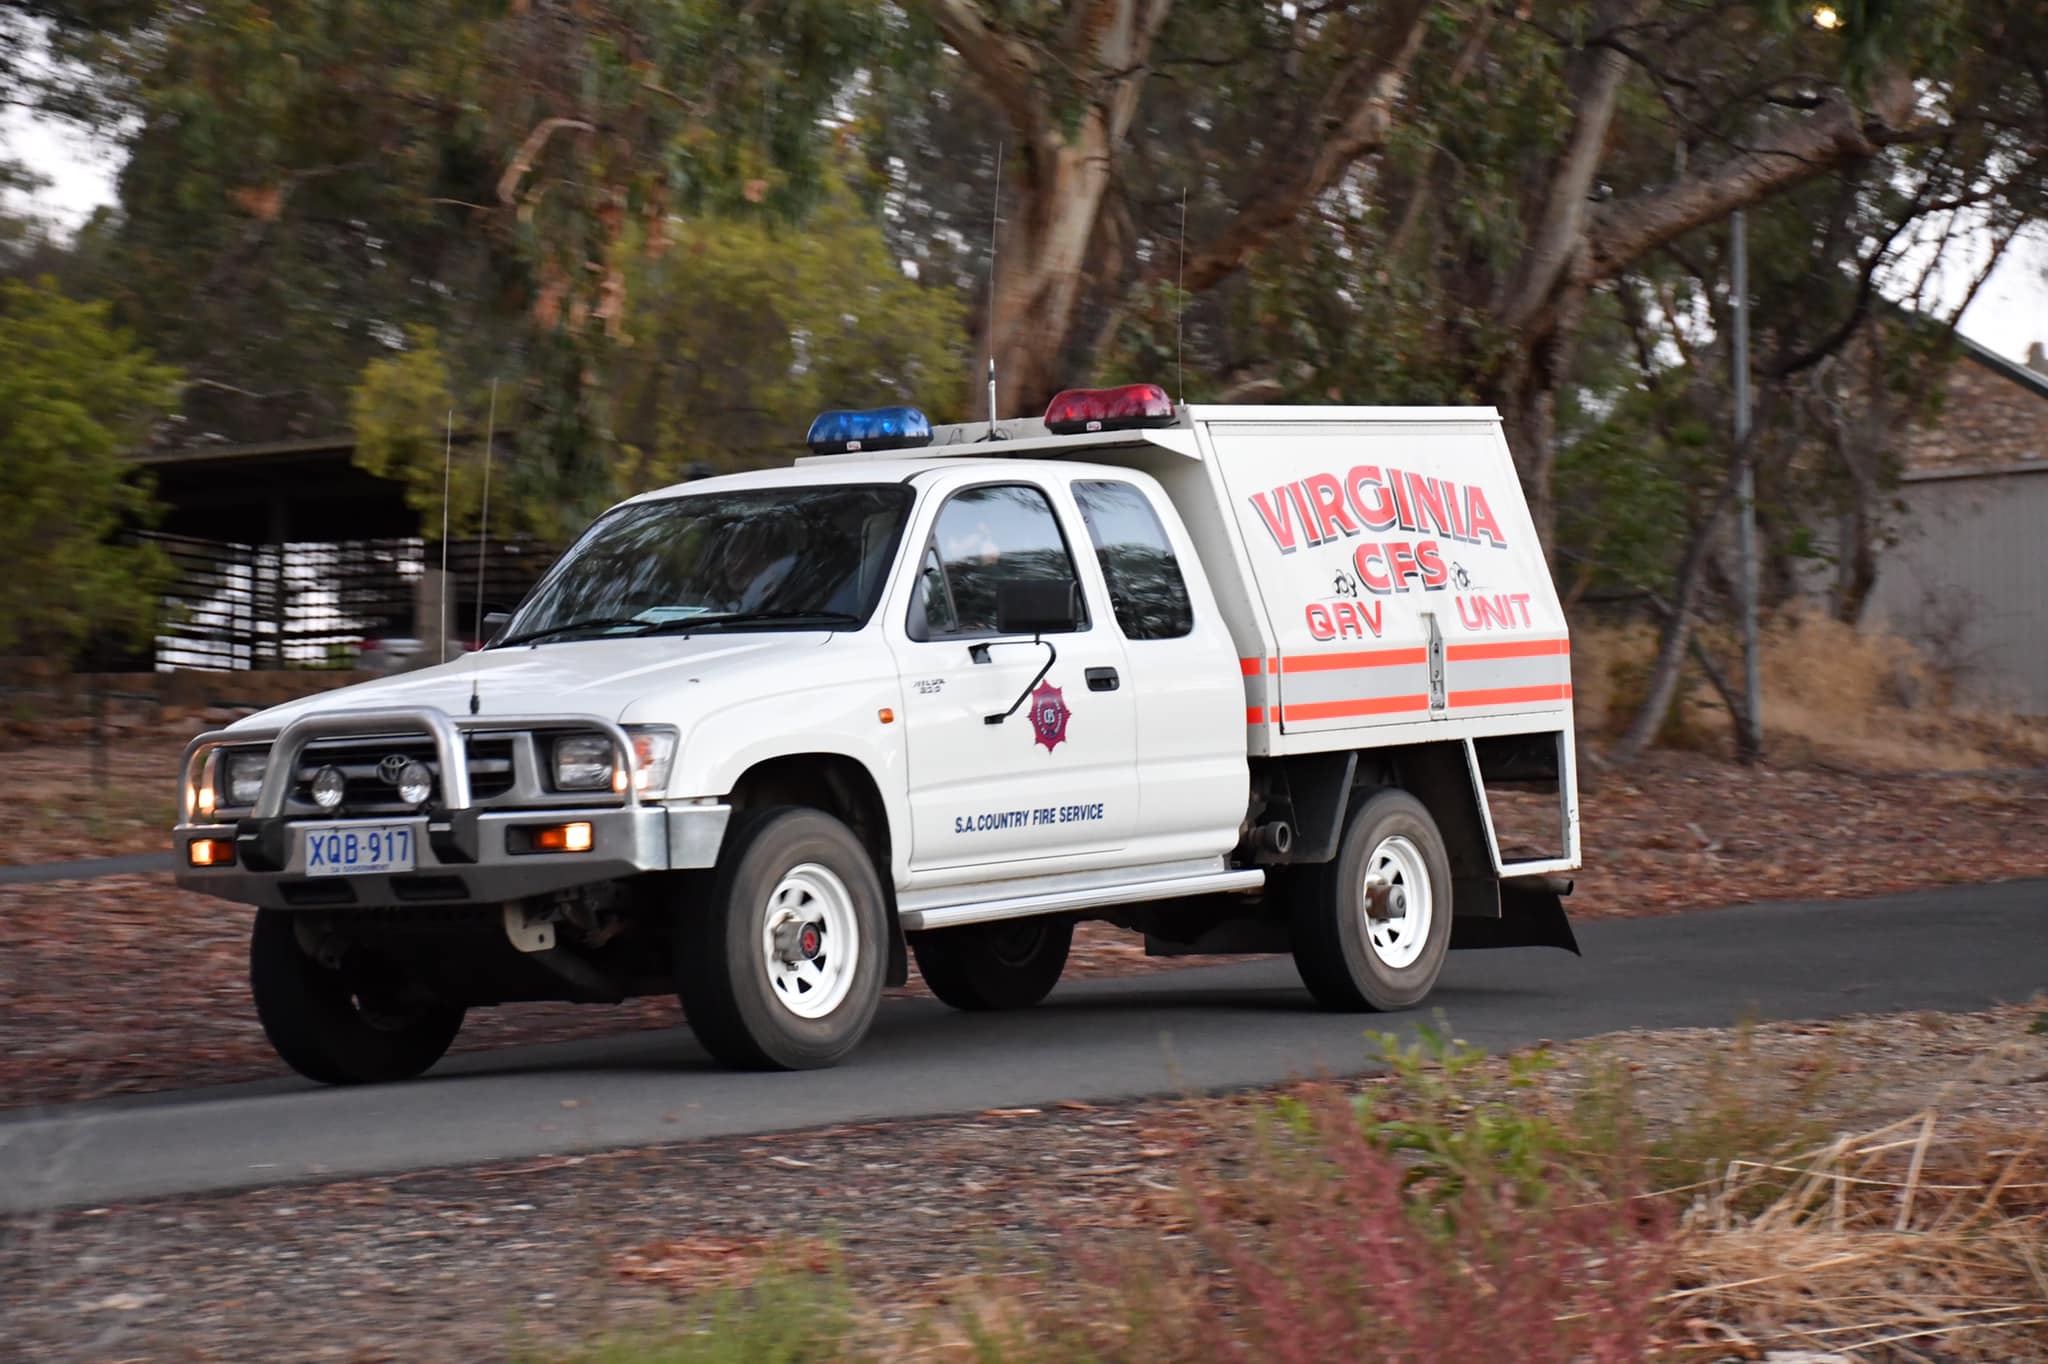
[173,705,731,910]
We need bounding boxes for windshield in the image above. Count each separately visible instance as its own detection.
[498,484,913,645]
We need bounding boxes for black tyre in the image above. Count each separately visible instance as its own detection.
[1290,788,1453,1012]
[911,917,1073,1011]
[249,909,466,1085]
[675,807,888,1070]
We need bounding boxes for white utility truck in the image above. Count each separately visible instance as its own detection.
[173,392,1581,1082]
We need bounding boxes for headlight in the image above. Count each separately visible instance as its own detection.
[550,728,678,794]
[553,735,615,790]
[224,751,269,806]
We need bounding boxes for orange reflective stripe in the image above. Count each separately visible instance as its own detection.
[1444,638,1570,662]
[1239,657,1261,676]
[1448,684,1573,708]
[1245,706,1264,725]
[1281,647,1427,673]
[1281,695,1431,722]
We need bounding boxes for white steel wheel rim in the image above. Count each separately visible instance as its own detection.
[1361,835,1433,970]
[760,862,860,1020]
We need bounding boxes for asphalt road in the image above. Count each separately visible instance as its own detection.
[3,880,2043,1213]
[0,851,174,886]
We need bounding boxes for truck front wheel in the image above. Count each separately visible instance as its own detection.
[911,917,1073,1011]
[249,909,466,1085]
[1290,789,1452,1011]
[674,807,887,1070]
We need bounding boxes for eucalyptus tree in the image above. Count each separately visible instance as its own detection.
[49,0,897,531]
[890,0,2037,545]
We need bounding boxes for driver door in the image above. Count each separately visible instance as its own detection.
[891,481,1138,871]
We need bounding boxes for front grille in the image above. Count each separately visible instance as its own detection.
[294,737,517,812]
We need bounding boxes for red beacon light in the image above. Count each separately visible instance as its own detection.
[1043,383,1175,435]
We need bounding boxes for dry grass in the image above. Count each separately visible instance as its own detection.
[1665,1113,2048,1360]
[1570,620,1659,740]
[1575,608,2048,772]
[1748,608,2048,771]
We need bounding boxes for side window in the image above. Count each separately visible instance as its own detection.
[914,484,1088,638]
[1072,480,1194,641]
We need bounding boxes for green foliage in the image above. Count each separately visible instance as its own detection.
[536,1267,864,1364]
[349,329,488,542]
[1553,369,1710,599]
[609,170,968,483]
[69,0,899,511]
[345,169,968,542]
[1350,1024,1583,1212]
[0,278,179,661]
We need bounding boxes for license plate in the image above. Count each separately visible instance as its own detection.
[301,822,417,876]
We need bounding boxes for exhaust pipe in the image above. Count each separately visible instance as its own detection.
[1251,821,1293,856]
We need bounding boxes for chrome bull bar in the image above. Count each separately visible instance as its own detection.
[245,706,642,818]
[173,707,730,904]
[180,706,644,821]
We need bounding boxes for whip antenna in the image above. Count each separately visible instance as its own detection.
[438,408,453,663]
[1176,186,1188,408]
[469,378,498,715]
[982,142,1006,441]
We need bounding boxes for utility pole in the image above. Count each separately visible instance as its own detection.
[1731,209,1763,763]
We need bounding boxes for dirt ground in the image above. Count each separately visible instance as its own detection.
[2,717,2046,1108]
[4,1001,2042,1363]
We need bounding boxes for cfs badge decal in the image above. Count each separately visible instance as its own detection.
[1029,681,1071,753]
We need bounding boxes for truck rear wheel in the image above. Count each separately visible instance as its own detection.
[911,917,1073,1011]
[675,807,887,1070]
[249,909,466,1085]
[1290,789,1452,1012]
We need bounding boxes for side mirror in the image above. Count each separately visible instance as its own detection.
[482,611,511,644]
[994,579,1080,636]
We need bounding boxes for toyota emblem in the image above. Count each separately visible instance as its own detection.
[376,754,411,786]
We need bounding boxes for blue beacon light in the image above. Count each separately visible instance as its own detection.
[805,406,934,455]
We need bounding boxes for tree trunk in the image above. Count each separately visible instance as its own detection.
[932,0,1434,420]
[1500,369,1558,552]
[1834,496,1878,625]
[1612,477,1739,763]
[931,0,1171,418]
[982,134,1123,418]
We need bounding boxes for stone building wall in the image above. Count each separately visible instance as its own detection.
[1901,341,2048,474]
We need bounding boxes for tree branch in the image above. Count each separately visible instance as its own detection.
[496,118,596,205]
[1499,0,1654,331]
[928,0,1060,185]
[1581,73,1921,288]
[1172,0,1435,296]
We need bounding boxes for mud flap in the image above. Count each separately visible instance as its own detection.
[1449,876,1580,955]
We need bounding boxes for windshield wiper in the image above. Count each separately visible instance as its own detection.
[492,615,650,648]
[649,609,865,633]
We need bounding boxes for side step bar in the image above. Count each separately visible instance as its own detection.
[898,860,1266,933]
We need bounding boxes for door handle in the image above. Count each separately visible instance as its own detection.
[1085,666,1120,692]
